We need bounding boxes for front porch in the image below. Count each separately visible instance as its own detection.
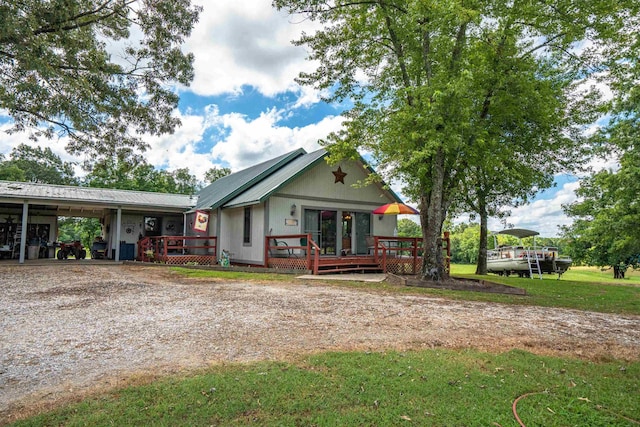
[265,234,450,275]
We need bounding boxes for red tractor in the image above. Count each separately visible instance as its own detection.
[57,240,87,260]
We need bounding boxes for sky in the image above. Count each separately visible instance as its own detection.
[0,0,617,237]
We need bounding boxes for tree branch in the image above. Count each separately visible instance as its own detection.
[32,0,134,36]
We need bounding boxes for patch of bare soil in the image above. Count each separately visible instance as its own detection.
[390,274,527,295]
[1,263,639,424]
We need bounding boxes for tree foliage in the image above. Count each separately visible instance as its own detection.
[204,166,232,184]
[85,157,198,195]
[396,218,421,237]
[274,0,634,279]
[57,217,102,250]
[0,143,77,184]
[563,105,640,277]
[0,0,201,161]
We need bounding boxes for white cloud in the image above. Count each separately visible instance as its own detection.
[206,106,344,170]
[185,0,319,97]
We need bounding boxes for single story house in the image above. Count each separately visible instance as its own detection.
[0,148,433,274]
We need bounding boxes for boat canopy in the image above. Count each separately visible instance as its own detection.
[495,228,540,239]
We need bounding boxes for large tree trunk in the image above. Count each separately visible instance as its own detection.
[421,147,448,281]
[475,199,488,275]
[613,264,626,279]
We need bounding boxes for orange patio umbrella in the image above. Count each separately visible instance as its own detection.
[372,202,419,215]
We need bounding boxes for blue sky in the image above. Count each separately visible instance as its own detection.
[0,1,616,237]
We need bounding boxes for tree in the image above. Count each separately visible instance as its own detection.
[562,106,640,277]
[0,0,201,161]
[0,154,26,181]
[85,157,198,195]
[0,143,77,184]
[562,19,640,279]
[448,223,480,264]
[57,217,102,251]
[396,218,421,237]
[274,0,632,280]
[204,166,232,184]
[562,154,640,278]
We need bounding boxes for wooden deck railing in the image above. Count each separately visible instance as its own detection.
[137,235,217,264]
[264,234,450,275]
[264,233,317,272]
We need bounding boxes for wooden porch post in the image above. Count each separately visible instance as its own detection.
[412,237,418,274]
[18,201,28,264]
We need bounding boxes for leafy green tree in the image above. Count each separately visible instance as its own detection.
[562,157,640,278]
[449,223,480,264]
[0,0,201,161]
[274,0,632,280]
[204,166,232,184]
[396,218,421,237]
[562,26,640,279]
[563,146,640,278]
[0,144,77,184]
[85,157,197,195]
[0,154,26,181]
[57,217,102,250]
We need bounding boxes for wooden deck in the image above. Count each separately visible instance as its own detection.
[137,236,217,265]
[265,234,438,275]
[132,233,450,276]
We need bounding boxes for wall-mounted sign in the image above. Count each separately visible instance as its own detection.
[285,219,298,226]
[193,210,210,232]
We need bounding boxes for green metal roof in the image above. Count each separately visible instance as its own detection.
[195,148,306,211]
[223,148,328,208]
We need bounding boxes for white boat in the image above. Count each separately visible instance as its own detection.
[487,229,572,278]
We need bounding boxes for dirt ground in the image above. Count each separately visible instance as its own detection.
[1,263,639,423]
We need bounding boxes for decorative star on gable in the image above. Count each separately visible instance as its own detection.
[332,166,347,184]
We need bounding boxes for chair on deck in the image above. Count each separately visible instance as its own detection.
[270,238,293,257]
[366,236,376,255]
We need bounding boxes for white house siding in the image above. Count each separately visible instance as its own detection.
[219,204,265,264]
[270,160,398,237]
[114,214,143,245]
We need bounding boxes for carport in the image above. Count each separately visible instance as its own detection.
[0,181,196,263]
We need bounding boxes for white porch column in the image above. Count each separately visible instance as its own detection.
[18,201,28,264]
[114,206,122,262]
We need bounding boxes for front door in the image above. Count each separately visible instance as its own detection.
[303,209,337,254]
[305,209,371,255]
[354,212,371,254]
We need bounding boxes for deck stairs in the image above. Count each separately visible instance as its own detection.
[316,256,383,275]
[526,249,543,279]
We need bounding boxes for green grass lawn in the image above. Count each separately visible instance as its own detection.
[11,349,639,426]
[451,264,640,284]
[446,264,640,315]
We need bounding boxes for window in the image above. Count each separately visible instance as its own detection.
[243,207,251,244]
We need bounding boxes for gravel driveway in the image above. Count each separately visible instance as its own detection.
[1,264,639,422]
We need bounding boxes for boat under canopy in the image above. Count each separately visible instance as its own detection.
[487,229,572,279]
